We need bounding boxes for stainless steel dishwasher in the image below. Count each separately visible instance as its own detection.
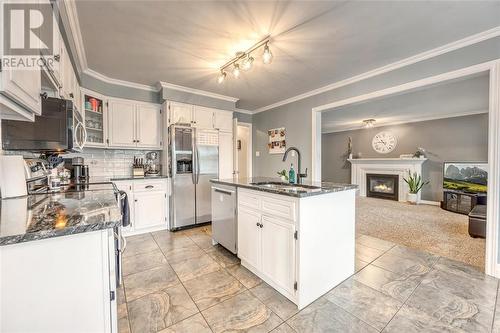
[211,184,237,254]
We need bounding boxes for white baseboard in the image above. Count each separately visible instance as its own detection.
[419,200,441,206]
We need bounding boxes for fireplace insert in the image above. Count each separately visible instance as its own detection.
[366,174,399,201]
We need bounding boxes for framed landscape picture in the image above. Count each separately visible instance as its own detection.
[268,127,286,154]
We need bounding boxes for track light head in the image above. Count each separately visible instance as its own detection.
[241,55,254,71]
[232,64,241,78]
[217,71,226,84]
[262,43,273,64]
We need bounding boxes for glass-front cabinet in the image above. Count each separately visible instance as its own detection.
[82,90,107,147]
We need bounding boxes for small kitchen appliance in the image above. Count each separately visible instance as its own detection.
[144,151,161,176]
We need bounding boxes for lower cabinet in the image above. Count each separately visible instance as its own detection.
[238,196,297,299]
[114,179,169,236]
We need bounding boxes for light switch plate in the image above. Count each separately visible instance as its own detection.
[256,151,260,157]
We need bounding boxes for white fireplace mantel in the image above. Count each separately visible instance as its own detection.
[348,158,427,202]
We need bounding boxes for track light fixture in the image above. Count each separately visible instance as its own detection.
[217,36,272,84]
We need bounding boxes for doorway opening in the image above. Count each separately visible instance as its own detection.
[234,122,252,179]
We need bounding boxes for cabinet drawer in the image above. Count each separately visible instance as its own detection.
[262,197,296,221]
[133,180,167,192]
[238,191,261,210]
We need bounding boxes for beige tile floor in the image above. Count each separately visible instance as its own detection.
[118,226,500,333]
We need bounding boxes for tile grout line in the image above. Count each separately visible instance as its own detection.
[153,229,222,333]
[490,280,500,332]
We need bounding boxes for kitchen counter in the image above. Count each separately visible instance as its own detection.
[0,187,121,246]
[110,175,169,181]
[210,177,357,198]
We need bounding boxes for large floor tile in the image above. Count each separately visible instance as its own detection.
[325,278,402,331]
[202,290,283,333]
[118,316,131,333]
[287,297,377,333]
[384,303,469,333]
[206,245,240,268]
[353,264,423,302]
[372,251,432,276]
[250,283,299,320]
[117,285,126,305]
[386,245,439,268]
[356,235,395,251]
[405,269,496,333]
[127,284,198,333]
[493,287,500,333]
[189,233,215,250]
[152,231,196,252]
[433,256,493,283]
[124,264,180,301]
[355,258,369,272]
[170,253,221,282]
[123,233,159,258]
[355,243,384,263]
[158,313,212,333]
[122,249,167,276]
[162,244,205,264]
[183,269,246,310]
[226,264,262,289]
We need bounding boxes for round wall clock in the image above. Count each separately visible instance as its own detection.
[372,131,397,154]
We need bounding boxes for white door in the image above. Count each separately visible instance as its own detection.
[134,191,166,230]
[136,104,161,148]
[261,215,296,295]
[238,208,262,270]
[214,110,233,131]
[194,106,215,129]
[169,101,193,125]
[219,131,234,179]
[108,100,136,147]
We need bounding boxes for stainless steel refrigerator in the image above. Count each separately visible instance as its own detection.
[169,125,219,230]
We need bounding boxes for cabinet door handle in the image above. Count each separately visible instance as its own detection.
[256,222,260,227]
[134,199,138,202]
[145,185,154,189]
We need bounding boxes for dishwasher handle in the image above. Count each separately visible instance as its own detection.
[213,187,235,195]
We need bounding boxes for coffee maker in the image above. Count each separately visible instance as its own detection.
[65,157,89,182]
[144,152,161,176]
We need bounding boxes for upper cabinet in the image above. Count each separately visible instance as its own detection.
[107,98,162,149]
[214,110,233,132]
[168,101,193,125]
[83,91,107,147]
[194,106,215,128]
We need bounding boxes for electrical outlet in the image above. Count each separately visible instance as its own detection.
[291,151,296,157]
[256,151,260,157]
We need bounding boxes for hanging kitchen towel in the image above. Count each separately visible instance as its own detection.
[119,191,130,227]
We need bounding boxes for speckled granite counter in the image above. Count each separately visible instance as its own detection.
[210,177,357,198]
[0,188,121,246]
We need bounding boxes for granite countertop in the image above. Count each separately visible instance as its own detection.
[0,188,122,246]
[210,177,358,198]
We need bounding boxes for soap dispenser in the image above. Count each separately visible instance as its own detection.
[289,163,296,184]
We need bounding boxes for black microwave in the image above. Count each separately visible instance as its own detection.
[2,97,81,152]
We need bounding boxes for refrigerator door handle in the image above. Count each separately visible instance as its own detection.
[196,147,200,184]
[191,129,196,185]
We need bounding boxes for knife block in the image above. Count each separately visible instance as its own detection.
[132,166,145,177]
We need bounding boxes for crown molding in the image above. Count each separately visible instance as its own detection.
[157,81,239,103]
[254,26,500,113]
[234,108,254,115]
[321,109,488,134]
[83,68,159,92]
[60,0,87,74]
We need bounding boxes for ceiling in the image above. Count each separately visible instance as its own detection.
[321,73,489,133]
[74,1,500,110]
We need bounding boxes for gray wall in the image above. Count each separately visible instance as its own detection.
[160,87,236,111]
[253,37,500,178]
[321,114,489,202]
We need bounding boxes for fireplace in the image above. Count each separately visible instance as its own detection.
[366,174,399,201]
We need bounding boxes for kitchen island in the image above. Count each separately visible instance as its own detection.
[211,177,357,310]
[0,185,121,333]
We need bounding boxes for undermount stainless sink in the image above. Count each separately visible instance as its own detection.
[250,181,322,193]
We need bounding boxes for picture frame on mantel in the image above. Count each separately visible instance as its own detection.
[268,127,286,154]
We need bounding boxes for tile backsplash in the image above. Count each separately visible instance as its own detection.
[4,148,162,178]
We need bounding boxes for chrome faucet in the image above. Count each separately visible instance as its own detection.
[282,147,308,184]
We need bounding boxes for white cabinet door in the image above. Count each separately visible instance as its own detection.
[214,110,233,131]
[194,106,214,129]
[134,191,166,230]
[108,100,136,147]
[237,208,262,270]
[136,104,161,148]
[169,101,193,125]
[261,215,296,295]
[219,131,234,179]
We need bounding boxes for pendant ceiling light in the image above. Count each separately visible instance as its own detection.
[217,36,273,84]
